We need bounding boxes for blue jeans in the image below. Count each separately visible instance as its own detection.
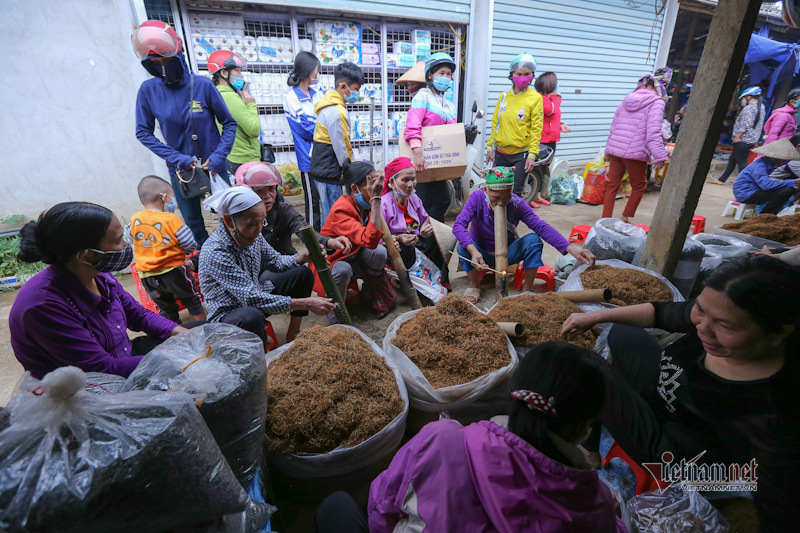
[169,168,230,248]
[315,180,343,227]
[458,232,543,272]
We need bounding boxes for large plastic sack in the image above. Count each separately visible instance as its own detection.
[265,325,408,479]
[384,308,519,417]
[82,372,127,394]
[691,232,755,260]
[627,486,730,532]
[631,236,706,297]
[123,323,267,488]
[584,218,647,264]
[714,225,787,248]
[560,259,685,303]
[549,173,583,205]
[385,248,447,302]
[0,366,252,533]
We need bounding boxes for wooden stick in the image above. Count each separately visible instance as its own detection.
[497,322,524,337]
[493,204,508,301]
[456,254,507,276]
[380,217,423,310]
[298,226,353,325]
[555,288,612,303]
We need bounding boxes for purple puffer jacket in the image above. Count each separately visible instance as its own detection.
[763,105,798,144]
[369,420,625,532]
[605,89,668,163]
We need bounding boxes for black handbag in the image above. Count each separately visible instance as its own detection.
[261,143,276,163]
[177,75,211,199]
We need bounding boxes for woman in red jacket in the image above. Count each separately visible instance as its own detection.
[535,72,571,206]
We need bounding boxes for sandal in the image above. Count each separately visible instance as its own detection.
[536,198,551,206]
[706,177,725,185]
[463,287,481,304]
[529,201,541,209]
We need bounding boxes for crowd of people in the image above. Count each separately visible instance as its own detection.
[6,19,800,532]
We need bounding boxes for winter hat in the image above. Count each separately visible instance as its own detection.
[484,166,515,190]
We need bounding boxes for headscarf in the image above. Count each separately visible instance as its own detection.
[202,186,262,216]
[382,157,415,194]
[637,67,672,102]
[484,166,515,190]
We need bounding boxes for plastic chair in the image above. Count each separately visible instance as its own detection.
[568,225,592,244]
[721,201,755,220]
[603,441,662,495]
[263,320,280,351]
[513,263,555,292]
[690,215,706,234]
[634,224,650,234]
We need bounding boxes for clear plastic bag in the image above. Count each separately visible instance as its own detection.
[560,259,685,303]
[0,366,252,533]
[550,173,582,205]
[691,233,755,260]
[628,486,730,532]
[584,218,648,264]
[265,325,409,479]
[383,309,519,414]
[82,372,127,394]
[123,323,267,488]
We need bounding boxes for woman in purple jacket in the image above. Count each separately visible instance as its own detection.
[763,88,800,145]
[315,342,625,532]
[380,157,449,286]
[9,202,187,379]
[603,69,671,222]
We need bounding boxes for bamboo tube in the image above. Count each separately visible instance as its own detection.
[497,322,524,337]
[493,204,508,301]
[298,226,353,325]
[380,217,423,310]
[555,288,612,303]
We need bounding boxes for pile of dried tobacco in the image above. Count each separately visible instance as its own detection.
[581,265,672,306]
[266,326,404,455]
[391,294,510,389]
[488,293,599,349]
[721,213,800,245]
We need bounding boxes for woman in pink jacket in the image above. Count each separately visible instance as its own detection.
[763,88,800,144]
[603,69,671,222]
[314,342,625,533]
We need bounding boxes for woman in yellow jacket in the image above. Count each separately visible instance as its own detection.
[486,53,545,207]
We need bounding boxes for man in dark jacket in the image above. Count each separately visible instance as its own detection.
[133,20,237,246]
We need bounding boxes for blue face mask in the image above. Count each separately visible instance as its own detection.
[433,76,452,93]
[343,85,361,104]
[355,193,371,210]
[231,76,245,91]
[163,194,176,214]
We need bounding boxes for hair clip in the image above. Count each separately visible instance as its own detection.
[510,390,559,417]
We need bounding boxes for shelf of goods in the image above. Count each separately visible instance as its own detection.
[176,2,464,169]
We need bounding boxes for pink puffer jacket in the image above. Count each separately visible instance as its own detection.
[763,105,797,144]
[605,88,668,163]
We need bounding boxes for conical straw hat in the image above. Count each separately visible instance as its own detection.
[751,138,800,161]
[396,62,426,86]
[429,217,458,267]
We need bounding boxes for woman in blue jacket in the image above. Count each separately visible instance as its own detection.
[133,20,237,246]
[284,52,322,230]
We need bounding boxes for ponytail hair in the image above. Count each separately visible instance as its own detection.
[508,342,606,465]
[18,202,114,265]
[287,51,320,87]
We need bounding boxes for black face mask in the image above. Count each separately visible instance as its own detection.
[141,56,185,86]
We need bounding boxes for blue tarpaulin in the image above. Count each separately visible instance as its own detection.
[744,33,800,105]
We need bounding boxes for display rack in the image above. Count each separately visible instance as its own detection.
[146,0,465,169]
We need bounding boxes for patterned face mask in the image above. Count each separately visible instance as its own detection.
[83,245,134,272]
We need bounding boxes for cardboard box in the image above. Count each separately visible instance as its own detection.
[399,123,467,182]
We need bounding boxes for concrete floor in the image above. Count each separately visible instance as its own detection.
[0,166,736,407]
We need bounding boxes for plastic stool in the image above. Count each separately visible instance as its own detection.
[263,320,280,351]
[512,263,555,292]
[568,225,592,244]
[721,201,755,220]
[634,224,650,234]
[690,215,706,234]
[603,441,662,495]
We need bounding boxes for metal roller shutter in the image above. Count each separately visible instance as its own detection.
[489,0,666,165]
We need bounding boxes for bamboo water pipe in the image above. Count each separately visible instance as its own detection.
[380,217,423,310]
[298,226,353,325]
[555,288,613,303]
[497,322,524,337]
[493,203,508,301]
